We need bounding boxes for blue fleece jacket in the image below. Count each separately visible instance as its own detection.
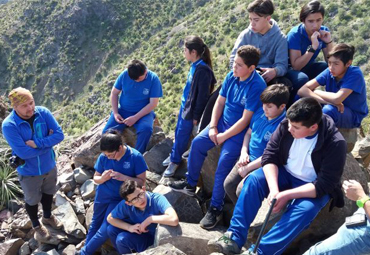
[229,19,288,77]
[2,106,64,176]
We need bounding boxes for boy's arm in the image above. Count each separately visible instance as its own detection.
[111,87,124,123]
[110,171,146,187]
[33,109,64,149]
[216,109,253,145]
[314,88,353,105]
[139,207,179,233]
[123,97,159,127]
[238,128,252,166]
[208,95,226,145]
[298,79,328,105]
[107,213,141,234]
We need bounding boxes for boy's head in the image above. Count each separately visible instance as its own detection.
[233,45,260,79]
[328,43,355,67]
[120,180,147,209]
[8,87,35,120]
[299,0,325,22]
[260,84,289,120]
[127,60,147,81]
[247,0,274,34]
[286,98,322,139]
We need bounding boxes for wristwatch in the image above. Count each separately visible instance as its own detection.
[356,196,370,208]
[307,45,316,53]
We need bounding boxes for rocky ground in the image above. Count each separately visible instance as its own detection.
[1,118,370,255]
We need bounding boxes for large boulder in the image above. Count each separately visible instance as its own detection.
[153,185,203,223]
[53,200,86,239]
[144,138,173,174]
[199,146,221,198]
[137,243,186,255]
[80,179,97,200]
[73,167,93,184]
[0,238,24,255]
[339,128,358,153]
[352,135,370,168]
[154,223,227,255]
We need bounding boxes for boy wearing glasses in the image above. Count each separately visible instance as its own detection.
[107,180,179,254]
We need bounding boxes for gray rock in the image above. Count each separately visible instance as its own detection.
[339,128,358,153]
[61,244,76,255]
[53,200,86,239]
[7,199,23,214]
[144,138,173,174]
[0,232,4,241]
[153,185,203,223]
[59,172,76,191]
[85,203,94,229]
[0,238,24,255]
[75,197,86,214]
[73,167,93,184]
[146,171,162,191]
[19,242,31,255]
[137,243,186,255]
[154,223,227,255]
[10,208,32,230]
[146,131,166,151]
[28,238,39,251]
[33,249,59,255]
[199,145,221,197]
[80,179,96,200]
[352,135,370,168]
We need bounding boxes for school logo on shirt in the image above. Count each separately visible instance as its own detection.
[143,88,149,95]
[240,97,247,106]
[123,162,130,169]
[264,131,272,142]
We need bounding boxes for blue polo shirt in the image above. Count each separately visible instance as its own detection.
[181,59,206,108]
[287,24,329,64]
[111,192,172,235]
[248,108,286,161]
[315,66,368,127]
[94,146,148,202]
[114,69,163,113]
[219,70,266,126]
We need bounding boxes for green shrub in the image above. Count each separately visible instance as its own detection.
[0,156,23,210]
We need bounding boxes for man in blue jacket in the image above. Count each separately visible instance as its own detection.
[2,87,64,241]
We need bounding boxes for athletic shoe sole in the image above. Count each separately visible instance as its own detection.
[170,187,195,196]
[200,214,223,230]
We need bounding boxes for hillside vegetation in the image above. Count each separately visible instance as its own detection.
[0,0,369,136]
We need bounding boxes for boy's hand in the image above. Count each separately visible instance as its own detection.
[260,68,276,83]
[209,127,218,145]
[101,170,113,182]
[123,115,138,127]
[238,165,250,178]
[49,129,54,135]
[238,152,250,167]
[267,189,279,206]
[319,30,332,44]
[26,140,37,148]
[114,113,125,124]
[216,133,227,145]
[128,223,142,234]
[272,191,290,213]
[311,31,320,51]
[110,171,127,182]
[343,180,366,201]
[335,103,344,113]
[139,217,152,233]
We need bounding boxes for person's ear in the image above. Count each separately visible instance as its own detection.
[248,65,255,72]
[279,104,286,110]
[266,15,271,22]
[125,201,130,205]
[345,60,352,68]
[309,123,318,132]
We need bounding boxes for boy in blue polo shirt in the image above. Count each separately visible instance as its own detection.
[170,45,266,230]
[224,84,289,204]
[103,59,163,153]
[107,180,179,254]
[80,131,147,255]
[298,43,368,128]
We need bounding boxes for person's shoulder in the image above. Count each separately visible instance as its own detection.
[35,106,51,114]
[128,146,143,158]
[225,71,236,81]
[238,27,253,37]
[2,111,16,128]
[348,66,364,77]
[147,69,159,79]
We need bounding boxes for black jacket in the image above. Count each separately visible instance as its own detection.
[261,114,347,210]
[182,64,216,122]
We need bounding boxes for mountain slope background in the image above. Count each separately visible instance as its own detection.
[0,0,369,136]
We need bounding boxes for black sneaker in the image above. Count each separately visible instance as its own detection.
[200,206,223,230]
[169,179,196,196]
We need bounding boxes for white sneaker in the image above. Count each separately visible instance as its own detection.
[163,162,179,177]
[162,155,171,167]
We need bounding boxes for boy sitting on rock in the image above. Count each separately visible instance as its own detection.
[106,180,179,254]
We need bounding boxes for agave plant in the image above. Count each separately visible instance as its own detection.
[0,155,23,210]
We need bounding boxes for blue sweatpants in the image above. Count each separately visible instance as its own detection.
[102,109,155,154]
[228,167,330,255]
[81,201,119,255]
[170,107,193,164]
[107,225,155,254]
[323,104,359,128]
[187,119,244,210]
[286,61,328,103]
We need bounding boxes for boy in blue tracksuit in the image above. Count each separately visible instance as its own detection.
[103,59,163,153]
[298,43,368,128]
[2,87,64,241]
[107,180,179,254]
[170,45,266,230]
[80,130,147,255]
[208,98,346,255]
[224,84,289,204]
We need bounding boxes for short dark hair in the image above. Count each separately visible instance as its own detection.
[236,45,260,67]
[100,130,123,152]
[247,0,275,16]
[119,180,138,200]
[287,98,322,127]
[299,1,325,22]
[327,43,355,65]
[260,84,290,108]
[127,59,146,80]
